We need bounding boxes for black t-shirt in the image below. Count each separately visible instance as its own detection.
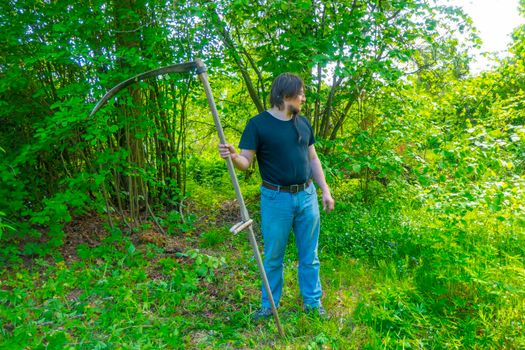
[238,111,315,186]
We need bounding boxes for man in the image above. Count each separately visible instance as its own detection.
[218,73,335,320]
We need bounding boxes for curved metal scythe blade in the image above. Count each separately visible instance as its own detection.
[89,61,198,118]
[86,61,198,233]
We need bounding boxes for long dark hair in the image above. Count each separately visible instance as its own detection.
[270,73,304,109]
[270,73,304,143]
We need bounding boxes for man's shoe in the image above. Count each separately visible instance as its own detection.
[251,307,273,321]
[305,305,328,319]
[317,305,328,318]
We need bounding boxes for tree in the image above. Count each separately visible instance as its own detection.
[195,0,473,141]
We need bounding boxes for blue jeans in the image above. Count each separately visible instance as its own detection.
[260,182,322,309]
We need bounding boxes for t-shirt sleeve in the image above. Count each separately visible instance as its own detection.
[238,118,258,150]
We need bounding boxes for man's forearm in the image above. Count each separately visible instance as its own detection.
[310,157,330,194]
[231,154,251,171]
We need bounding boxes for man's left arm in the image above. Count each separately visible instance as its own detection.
[309,145,335,213]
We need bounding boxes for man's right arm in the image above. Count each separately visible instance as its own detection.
[218,144,255,171]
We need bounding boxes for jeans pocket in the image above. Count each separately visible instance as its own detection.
[304,182,316,196]
[260,186,278,200]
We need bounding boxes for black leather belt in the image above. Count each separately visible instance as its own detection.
[262,180,312,193]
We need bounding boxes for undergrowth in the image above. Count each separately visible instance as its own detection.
[0,177,524,349]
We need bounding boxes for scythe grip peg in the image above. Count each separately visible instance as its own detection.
[229,219,253,234]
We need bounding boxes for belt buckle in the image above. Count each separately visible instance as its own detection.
[289,184,300,193]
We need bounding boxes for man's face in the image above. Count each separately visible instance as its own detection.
[285,88,306,115]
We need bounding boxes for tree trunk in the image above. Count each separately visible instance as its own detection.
[112,0,146,225]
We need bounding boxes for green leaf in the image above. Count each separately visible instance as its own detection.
[127,243,136,255]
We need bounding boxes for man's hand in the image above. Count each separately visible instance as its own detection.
[218,143,237,160]
[218,144,254,171]
[321,191,335,214]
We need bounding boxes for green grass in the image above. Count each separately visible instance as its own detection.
[1,178,524,349]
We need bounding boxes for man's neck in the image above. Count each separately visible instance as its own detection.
[268,106,292,121]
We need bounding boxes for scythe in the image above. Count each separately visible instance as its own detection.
[89,59,284,337]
